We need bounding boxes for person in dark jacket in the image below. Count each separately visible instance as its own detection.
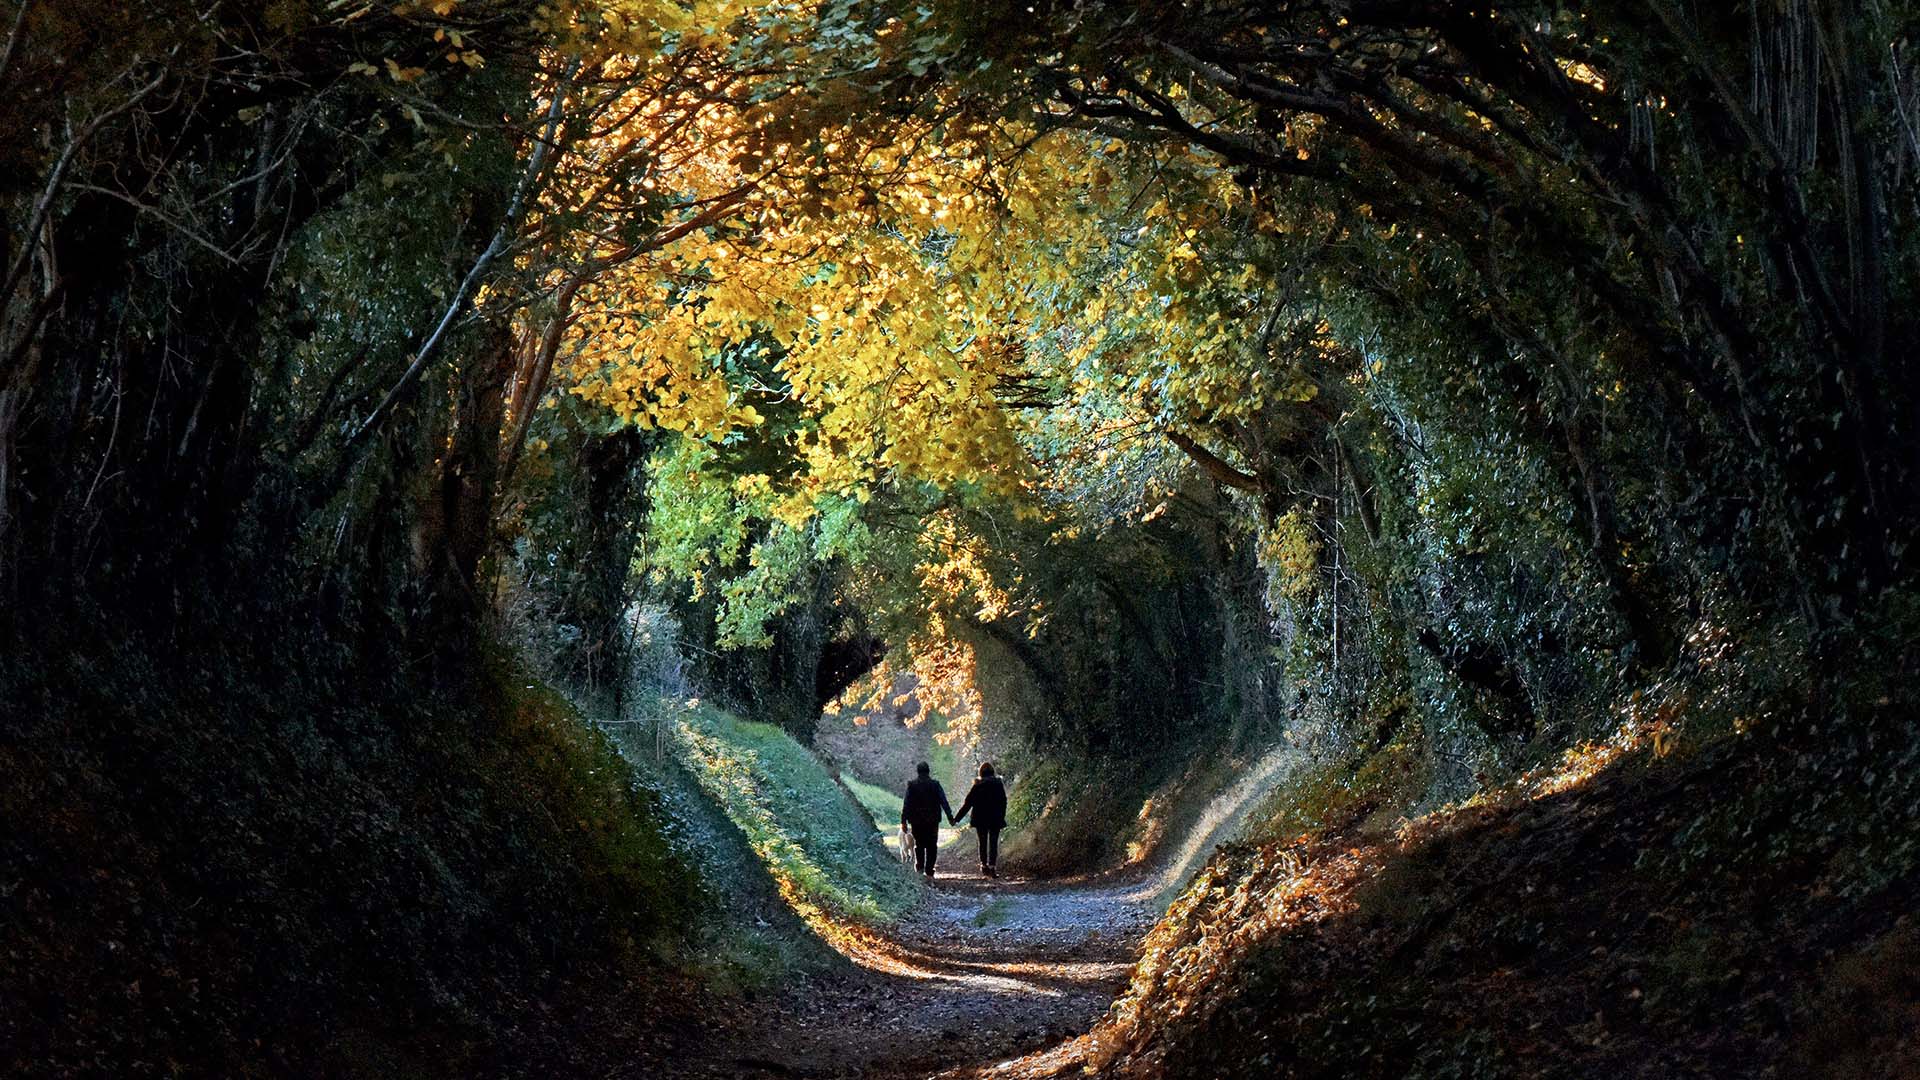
[899,762,953,879]
[953,762,1008,878]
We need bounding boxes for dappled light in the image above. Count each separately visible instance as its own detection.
[1123,746,1301,904]
[801,911,1120,999]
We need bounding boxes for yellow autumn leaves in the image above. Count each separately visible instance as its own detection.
[557,97,1082,522]
[535,0,1321,537]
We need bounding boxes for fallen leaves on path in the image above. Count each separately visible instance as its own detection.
[683,862,1156,1079]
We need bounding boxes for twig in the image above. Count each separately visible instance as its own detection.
[66,183,246,265]
[289,342,374,455]
[0,0,31,87]
[0,65,171,339]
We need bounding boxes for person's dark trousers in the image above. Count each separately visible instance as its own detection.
[976,826,1000,870]
[911,823,939,877]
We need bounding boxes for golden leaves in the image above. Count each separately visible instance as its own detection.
[555,100,1070,512]
[538,8,1308,549]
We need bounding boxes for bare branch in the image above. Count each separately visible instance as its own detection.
[1163,429,1265,492]
[0,0,31,87]
[66,183,246,265]
[337,58,580,459]
[1,65,171,341]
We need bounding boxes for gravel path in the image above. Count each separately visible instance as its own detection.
[681,858,1156,1080]
[680,747,1300,1079]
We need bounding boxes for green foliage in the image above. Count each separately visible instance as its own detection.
[1,0,548,632]
[498,397,659,690]
[630,437,886,736]
[1000,743,1255,876]
[489,672,701,942]
[1240,738,1425,849]
[1003,756,1062,835]
[591,697,843,991]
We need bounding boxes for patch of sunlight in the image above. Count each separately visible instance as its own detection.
[842,773,903,832]
[1125,744,1300,903]
[770,861,1074,997]
[1391,676,1708,856]
[663,707,916,923]
[947,956,1132,985]
[1125,795,1165,864]
[964,1033,1096,1079]
[1111,840,1383,1059]
[1518,679,1690,799]
[823,925,1067,995]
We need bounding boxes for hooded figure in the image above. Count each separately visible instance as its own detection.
[953,762,1007,877]
[899,762,953,879]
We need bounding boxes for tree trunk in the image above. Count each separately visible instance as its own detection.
[428,318,518,612]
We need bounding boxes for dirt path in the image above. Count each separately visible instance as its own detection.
[681,857,1156,1080]
[679,748,1301,1079]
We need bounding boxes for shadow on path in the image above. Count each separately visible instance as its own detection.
[676,858,1152,1079]
[675,747,1302,1079]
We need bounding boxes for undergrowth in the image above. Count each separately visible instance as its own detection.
[586,708,840,993]
[1087,605,1920,1079]
[0,618,710,1077]
[1237,729,1428,848]
[1005,734,1274,879]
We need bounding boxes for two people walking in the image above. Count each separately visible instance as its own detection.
[899,761,1006,881]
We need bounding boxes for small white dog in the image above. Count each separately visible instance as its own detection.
[898,824,914,866]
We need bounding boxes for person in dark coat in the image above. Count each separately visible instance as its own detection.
[899,762,953,879]
[953,762,1008,878]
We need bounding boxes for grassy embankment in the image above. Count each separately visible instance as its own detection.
[642,705,920,927]
[842,773,903,829]
[1003,750,1245,875]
